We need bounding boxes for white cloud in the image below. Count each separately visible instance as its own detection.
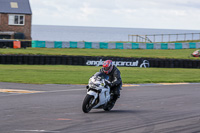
[29,0,200,30]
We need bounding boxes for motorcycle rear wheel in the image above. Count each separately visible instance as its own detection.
[103,100,115,111]
[82,94,94,113]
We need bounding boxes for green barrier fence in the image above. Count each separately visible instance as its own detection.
[146,43,154,49]
[116,43,123,49]
[31,41,37,48]
[175,43,182,49]
[70,42,77,48]
[161,43,168,49]
[132,43,139,49]
[54,41,62,48]
[85,42,92,49]
[100,42,108,49]
[31,41,199,49]
[189,43,196,49]
[32,41,46,48]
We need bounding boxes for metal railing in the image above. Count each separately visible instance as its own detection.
[128,33,200,43]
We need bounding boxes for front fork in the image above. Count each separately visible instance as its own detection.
[87,90,98,105]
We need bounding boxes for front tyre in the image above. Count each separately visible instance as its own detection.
[82,94,94,113]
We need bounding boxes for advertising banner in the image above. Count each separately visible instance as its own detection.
[0,55,199,68]
[86,58,150,68]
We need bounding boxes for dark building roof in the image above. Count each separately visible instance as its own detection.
[0,0,32,14]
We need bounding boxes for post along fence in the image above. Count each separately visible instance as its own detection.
[128,33,200,43]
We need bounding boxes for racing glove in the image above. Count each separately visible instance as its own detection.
[105,80,112,87]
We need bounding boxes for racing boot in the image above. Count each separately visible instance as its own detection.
[113,87,120,99]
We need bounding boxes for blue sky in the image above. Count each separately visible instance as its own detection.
[29,0,200,30]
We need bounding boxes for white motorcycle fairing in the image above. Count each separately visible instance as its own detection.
[82,72,116,113]
[87,75,111,108]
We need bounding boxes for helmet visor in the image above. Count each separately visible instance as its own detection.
[104,67,110,71]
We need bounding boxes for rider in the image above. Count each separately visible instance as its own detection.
[100,60,122,102]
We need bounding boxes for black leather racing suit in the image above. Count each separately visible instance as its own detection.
[100,65,122,100]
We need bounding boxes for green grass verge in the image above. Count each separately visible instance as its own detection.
[0,65,199,84]
[0,48,199,60]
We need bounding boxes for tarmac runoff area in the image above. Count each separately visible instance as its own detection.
[0,82,200,133]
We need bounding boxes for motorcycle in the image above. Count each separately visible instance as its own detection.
[82,72,116,113]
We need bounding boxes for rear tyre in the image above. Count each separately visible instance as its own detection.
[103,100,116,111]
[82,94,94,113]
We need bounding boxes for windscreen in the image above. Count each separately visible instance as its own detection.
[93,72,109,81]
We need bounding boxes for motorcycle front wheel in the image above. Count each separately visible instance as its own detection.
[82,94,94,113]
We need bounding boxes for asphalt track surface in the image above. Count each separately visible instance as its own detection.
[1,82,200,133]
